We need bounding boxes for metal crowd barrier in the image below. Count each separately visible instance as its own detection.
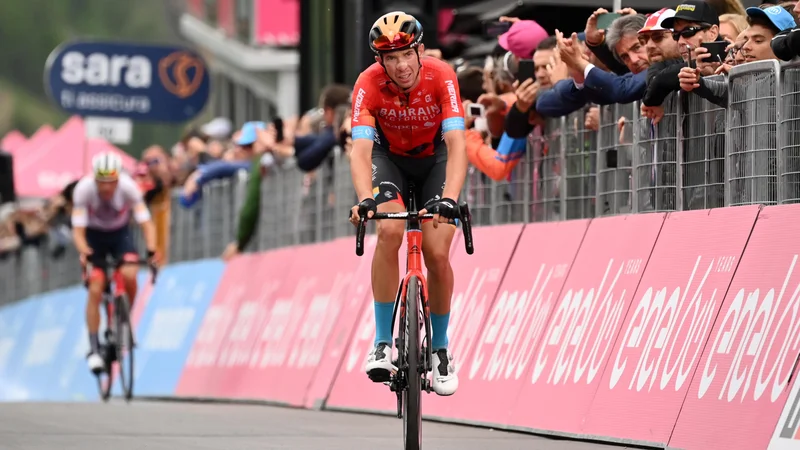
[1,59,796,306]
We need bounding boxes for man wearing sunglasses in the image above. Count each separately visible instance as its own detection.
[661,0,724,76]
[348,11,467,396]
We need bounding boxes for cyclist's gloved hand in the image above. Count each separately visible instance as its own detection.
[432,197,460,220]
[349,197,377,226]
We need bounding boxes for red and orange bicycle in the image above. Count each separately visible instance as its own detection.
[354,182,474,450]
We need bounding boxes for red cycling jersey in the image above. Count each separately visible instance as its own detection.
[350,56,466,158]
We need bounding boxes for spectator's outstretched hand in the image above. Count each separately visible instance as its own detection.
[641,105,665,125]
[585,8,609,46]
[556,30,586,74]
[693,46,721,76]
[222,242,239,261]
[585,106,600,131]
[499,16,520,23]
[513,78,539,113]
[679,67,701,92]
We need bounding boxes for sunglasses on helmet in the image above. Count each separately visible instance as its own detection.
[672,25,710,41]
[372,32,416,52]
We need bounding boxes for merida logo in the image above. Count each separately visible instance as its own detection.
[445,80,459,113]
[353,88,366,123]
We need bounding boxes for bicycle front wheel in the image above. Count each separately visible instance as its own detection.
[403,276,422,450]
[115,294,135,402]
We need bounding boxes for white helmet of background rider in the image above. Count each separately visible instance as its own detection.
[92,152,123,182]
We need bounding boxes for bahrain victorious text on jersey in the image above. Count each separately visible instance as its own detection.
[350,56,466,158]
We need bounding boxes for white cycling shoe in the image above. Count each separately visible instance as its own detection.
[87,352,105,374]
[365,343,398,383]
[432,349,458,396]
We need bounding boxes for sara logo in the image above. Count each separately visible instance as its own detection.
[158,51,205,99]
[45,40,210,122]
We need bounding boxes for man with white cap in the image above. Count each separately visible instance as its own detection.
[638,8,681,63]
[639,8,688,113]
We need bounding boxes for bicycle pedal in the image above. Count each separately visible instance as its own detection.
[367,369,394,383]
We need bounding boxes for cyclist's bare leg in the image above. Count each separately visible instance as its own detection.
[365,201,405,380]
[420,221,456,342]
[421,220,458,395]
[86,273,105,371]
[119,263,138,306]
[86,277,104,337]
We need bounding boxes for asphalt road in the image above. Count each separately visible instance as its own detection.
[0,401,637,450]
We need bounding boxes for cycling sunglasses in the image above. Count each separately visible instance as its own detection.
[372,31,416,52]
[95,169,119,181]
[672,25,710,41]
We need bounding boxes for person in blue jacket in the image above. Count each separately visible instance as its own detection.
[536,14,650,118]
[179,121,264,208]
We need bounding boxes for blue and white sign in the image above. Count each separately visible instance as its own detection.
[132,260,223,396]
[0,297,42,401]
[44,40,210,122]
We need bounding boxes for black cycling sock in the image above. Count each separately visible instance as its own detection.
[89,333,100,353]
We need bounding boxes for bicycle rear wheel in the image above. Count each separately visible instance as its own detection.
[403,276,422,450]
[115,294,135,402]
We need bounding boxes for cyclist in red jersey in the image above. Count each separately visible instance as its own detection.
[348,11,467,396]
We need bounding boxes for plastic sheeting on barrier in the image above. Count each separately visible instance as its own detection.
[508,213,666,437]
[671,204,800,450]
[132,260,223,397]
[583,205,760,446]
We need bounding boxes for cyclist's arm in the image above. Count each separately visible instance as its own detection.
[350,83,377,201]
[70,181,91,254]
[123,177,157,253]
[438,74,468,200]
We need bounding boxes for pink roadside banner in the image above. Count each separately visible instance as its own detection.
[508,213,666,436]
[671,204,800,450]
[582,206,760,445]
[304,236,377,409]
[175,249,294,398]
[427,220,590,425]
[232,239,361,405]
[422,223,525,419]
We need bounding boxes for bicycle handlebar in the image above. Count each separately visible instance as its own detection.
[354,202,475,257]
[92,257,159,283]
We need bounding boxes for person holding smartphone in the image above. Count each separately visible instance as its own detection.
[662,0,725,76]
[679,5,796,106]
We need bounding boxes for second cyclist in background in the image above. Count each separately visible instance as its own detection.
[71,152,159,374]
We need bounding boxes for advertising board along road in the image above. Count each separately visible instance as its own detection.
[44,40,210,122]
[508,213,666,438]
[582,206,760,446]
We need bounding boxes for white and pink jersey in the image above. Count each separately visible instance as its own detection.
[71,173,151,231]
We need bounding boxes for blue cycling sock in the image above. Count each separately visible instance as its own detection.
[431,312,451,351]
[89,333,100,353]
[374,301,395,347]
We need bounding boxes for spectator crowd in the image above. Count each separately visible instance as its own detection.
[4,0,800,271]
